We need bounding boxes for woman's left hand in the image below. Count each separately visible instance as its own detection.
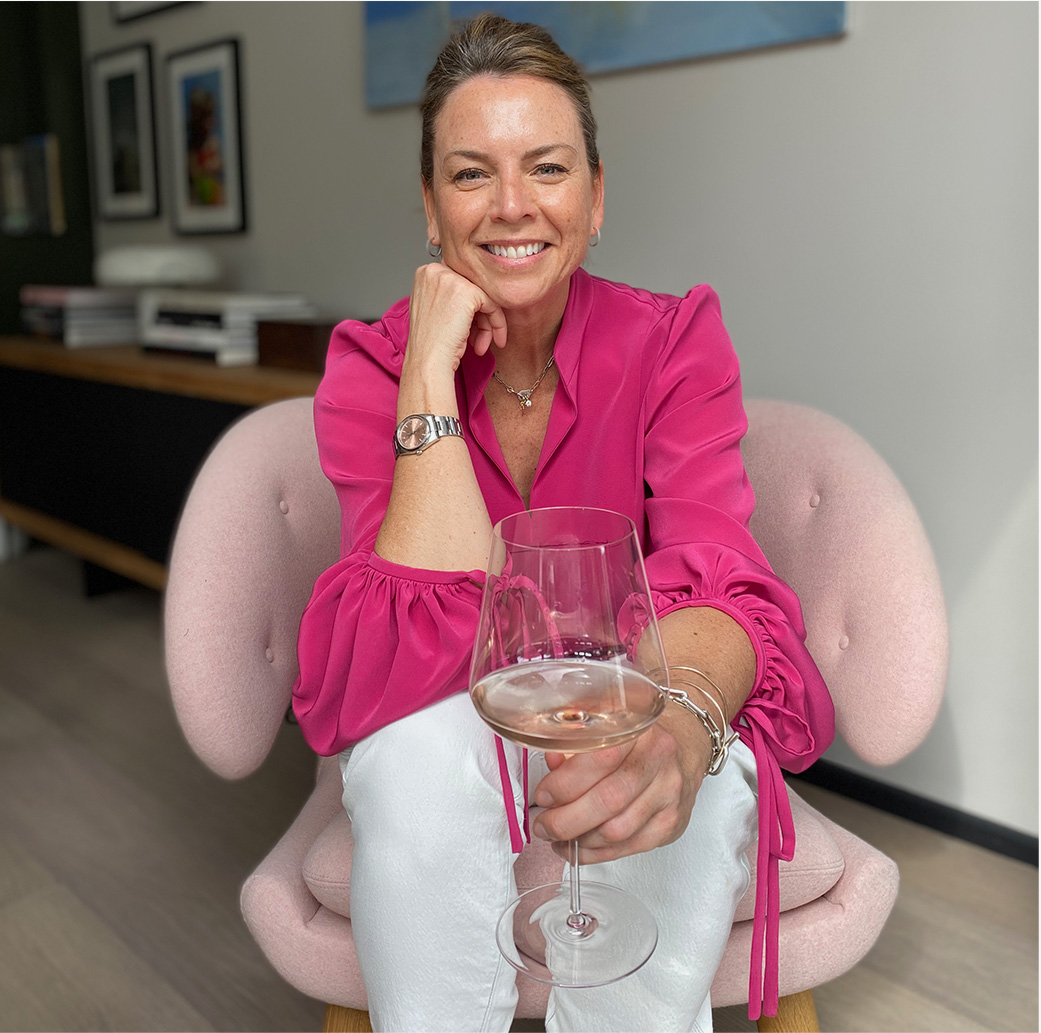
[531,710,714,863]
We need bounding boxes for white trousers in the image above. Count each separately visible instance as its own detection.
[340,692,758,1033]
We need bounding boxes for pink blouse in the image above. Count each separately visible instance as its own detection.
[292,268,834,1019]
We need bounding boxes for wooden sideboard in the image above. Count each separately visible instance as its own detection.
[0,336,321,591]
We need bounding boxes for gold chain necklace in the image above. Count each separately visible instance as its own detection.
[492,353,556,412]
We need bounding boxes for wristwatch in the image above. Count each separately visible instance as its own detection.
[393,413,463,457]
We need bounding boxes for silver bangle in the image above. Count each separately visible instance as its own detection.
[680,680,728,737]
[649,662,732,724]
[663,665,731,726]
[661,687,737,776]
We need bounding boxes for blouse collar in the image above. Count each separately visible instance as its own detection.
[460,267,594,421]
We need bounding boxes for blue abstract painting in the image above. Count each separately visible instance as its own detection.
[365,1,847,108]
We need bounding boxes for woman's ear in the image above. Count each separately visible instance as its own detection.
[592,160,605,233]
[421,176,439,247]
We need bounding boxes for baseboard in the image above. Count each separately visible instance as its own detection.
[789,759,1039,867]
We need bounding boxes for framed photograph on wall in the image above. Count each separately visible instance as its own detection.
[167,38,246,234]
[89,43,159,219]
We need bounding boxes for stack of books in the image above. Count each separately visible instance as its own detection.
[139,290,315,366]
[20,284,140,347]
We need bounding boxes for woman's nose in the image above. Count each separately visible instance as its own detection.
[493,171,536,222]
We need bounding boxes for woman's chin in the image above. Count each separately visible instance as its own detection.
[486,278,571,324]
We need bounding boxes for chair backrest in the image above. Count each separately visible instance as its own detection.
[165,395,948,778]
[164,397,340,779]
[742,399,948,765]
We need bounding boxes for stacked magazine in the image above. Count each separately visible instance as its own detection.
[20,284,140,347]
[139,290,315,366]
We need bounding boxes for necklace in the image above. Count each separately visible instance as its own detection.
[492,353,556,412]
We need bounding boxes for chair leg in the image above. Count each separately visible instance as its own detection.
[756,989,820,1033]
[322,1003,373,1033]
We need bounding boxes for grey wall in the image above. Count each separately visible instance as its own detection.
[81,1,1038,835]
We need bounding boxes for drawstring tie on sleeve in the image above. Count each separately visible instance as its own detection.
[737,704,798,1021]
[497,737,530,852]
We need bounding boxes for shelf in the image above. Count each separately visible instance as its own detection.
[0,336,321,406]
[0,497,167,590]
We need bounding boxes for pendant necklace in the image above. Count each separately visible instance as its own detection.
[492,353,556,412]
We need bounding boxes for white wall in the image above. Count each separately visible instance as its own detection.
[81,1,1039,836]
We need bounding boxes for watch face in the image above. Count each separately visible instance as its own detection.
[398,415,430,451]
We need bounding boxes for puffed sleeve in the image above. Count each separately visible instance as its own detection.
[641,285,833,769]
[641,287,834,1020]
[291,320,485,757]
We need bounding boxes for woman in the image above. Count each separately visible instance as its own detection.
[293,14,834,1032]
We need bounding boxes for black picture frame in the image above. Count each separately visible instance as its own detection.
[88,42,160,220]
[111,2,191,23]
[166,37,246,234]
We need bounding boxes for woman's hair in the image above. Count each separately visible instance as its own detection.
[420,13,600,184]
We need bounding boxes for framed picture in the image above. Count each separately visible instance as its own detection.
[167,38,246,234]
[88,43,159,219]
[111,1,190,23]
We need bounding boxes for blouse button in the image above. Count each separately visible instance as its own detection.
[265,648,275,663]
[279,500,289,514]
[838,634,850,650]
[809,493,821,508]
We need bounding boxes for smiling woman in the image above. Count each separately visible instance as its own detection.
[290,13,834,1033]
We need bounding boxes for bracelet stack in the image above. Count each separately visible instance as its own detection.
[648,665,738,776]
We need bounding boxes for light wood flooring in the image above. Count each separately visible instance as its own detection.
[0,547,1036,1033]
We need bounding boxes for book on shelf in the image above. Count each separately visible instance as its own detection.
[19,284,139,309]
[139,289,315,365]
[0,134,65,237]
[19,284,140,348]
[142,344,259,367]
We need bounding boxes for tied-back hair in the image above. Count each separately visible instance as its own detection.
[420,12,600,184]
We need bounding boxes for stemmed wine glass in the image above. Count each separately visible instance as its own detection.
[469,506,670,988]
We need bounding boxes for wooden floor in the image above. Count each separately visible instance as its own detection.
[0,548,1036,1033]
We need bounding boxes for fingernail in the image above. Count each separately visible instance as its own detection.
[532,821,551,840]
[535,790,553,807]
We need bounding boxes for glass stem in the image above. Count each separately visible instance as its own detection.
[567,837,585,927]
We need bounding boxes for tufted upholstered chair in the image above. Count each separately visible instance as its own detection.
[164,396,948,1033]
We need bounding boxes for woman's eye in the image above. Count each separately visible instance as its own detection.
[454,168,486,183]
[535,163,566,176]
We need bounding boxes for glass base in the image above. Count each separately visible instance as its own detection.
[495,880,658,988]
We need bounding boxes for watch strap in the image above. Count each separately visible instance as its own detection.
[393,413,463,456]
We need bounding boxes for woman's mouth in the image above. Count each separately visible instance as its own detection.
[483,242,547,259]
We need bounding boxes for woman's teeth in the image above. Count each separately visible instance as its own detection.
[486,243,546,259]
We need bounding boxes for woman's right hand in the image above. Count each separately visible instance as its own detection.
[404,262,507,388]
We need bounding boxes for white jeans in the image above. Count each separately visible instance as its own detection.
[340,692,758,1033]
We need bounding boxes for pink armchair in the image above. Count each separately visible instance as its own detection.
[164,396,948,1033]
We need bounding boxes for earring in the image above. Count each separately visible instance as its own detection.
[426,238,442,258]
[589,227,601,247]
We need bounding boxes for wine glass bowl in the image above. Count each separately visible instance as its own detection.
[470,507,670,987]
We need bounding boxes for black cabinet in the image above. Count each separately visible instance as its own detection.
[0,337,320,589]
[0,367,248,564]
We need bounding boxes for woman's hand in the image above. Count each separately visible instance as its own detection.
[405,262,507,386]
[531,709,714,864]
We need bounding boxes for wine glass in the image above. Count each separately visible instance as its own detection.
[469,506,670,988]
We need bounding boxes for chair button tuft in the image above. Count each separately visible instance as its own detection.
[809,493,821,508]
